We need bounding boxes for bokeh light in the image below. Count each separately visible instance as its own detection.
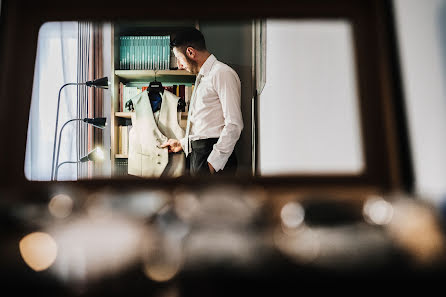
[363,196,393,225]
[48,193,74,219]
[143,239,183,282]
[280,201,305,229]
[19,232,58,271]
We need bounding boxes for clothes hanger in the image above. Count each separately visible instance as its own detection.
[124,71,162,112]
[146,70,164,113]
[148,70,164,95]
[124,71,185,112]
[148,71,184,112]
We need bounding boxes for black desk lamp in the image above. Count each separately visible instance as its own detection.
[55,147,104,181]
[55,117,107,181]
[51,77,109,181]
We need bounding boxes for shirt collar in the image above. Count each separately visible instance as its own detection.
[198,54,217,77]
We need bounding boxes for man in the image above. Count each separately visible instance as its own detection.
[161,28,243,176]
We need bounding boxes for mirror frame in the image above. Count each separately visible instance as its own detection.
[0,0,412,195]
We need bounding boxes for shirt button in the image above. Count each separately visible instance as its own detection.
[157,162,161,165]
[157,154,160,156]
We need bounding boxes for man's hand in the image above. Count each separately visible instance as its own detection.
[160,139,183,153]
[208,162,215,174]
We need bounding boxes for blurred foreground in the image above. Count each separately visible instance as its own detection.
[1,180,446,296]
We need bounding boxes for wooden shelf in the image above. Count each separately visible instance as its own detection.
[115,70,196,83]
[115,112,133,118]
[115,154,128,159]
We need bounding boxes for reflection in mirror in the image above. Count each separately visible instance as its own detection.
[25,20,254,181]
[25,19,364,181]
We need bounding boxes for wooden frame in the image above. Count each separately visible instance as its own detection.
[0,0,411,194]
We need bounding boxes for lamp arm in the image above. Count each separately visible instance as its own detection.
[51,82,85,181]
[55,160,80,181]
[55,118,83,180]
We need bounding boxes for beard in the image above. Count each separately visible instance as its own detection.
[185,55,199,74]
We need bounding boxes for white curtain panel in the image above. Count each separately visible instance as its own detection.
[25,22,78,181]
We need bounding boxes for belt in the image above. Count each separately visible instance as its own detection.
[191,138,219,150]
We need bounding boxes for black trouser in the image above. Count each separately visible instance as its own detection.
[189,138,237,176]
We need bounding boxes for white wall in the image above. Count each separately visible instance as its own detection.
[393,0,446,203]
[259,20,364,175]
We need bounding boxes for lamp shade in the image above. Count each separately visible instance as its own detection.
[85,77,109,89]
[83,117,107,129]
[79,147,104,163]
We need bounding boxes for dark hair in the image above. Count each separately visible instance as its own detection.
[170,27,207,52]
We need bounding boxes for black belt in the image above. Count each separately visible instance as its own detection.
[191,138,219,150]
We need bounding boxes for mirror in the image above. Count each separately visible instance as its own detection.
[25,19,364,181]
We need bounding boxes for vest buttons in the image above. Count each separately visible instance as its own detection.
[157,154,161,156]
[157,162,161,165]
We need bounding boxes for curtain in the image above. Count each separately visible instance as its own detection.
[25,22,79,181]
[77,22,104,179]
[25,21,104,181]
[77,23,89,179]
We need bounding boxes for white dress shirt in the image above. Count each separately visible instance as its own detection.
[180,54,243,172]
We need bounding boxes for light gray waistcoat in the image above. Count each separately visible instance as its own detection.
[128,90,185,177]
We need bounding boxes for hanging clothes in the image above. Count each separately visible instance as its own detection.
[149,92,162,113]
[128,90,185,177]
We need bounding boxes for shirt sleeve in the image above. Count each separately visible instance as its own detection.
[207,68,244,172]
[180,136,188,153]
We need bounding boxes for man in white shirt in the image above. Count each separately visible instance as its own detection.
[161,28,243,175]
